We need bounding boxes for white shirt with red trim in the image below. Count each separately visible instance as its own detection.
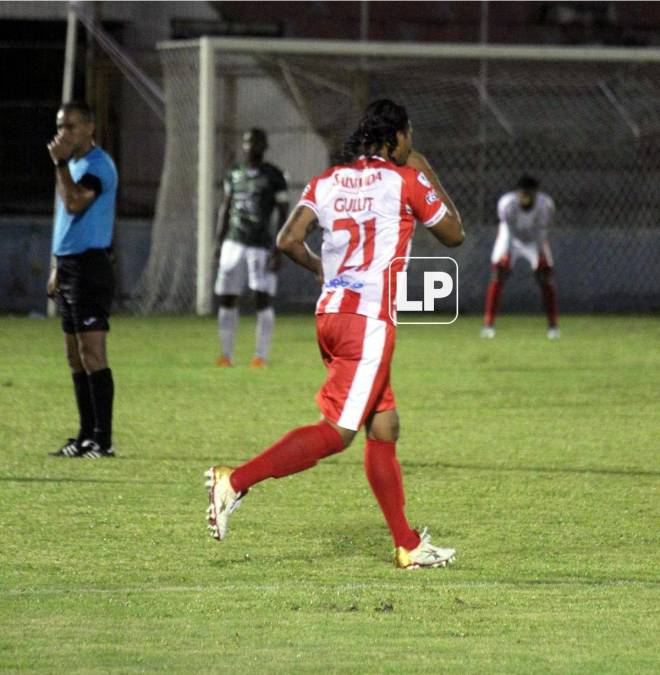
[298,156,447,324]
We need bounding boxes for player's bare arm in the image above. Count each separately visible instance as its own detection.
[275,200,289,233]
[215,194,232,249]
[47,134,97,214]
[46,267,59,298]
[268,200,290,272]
[407,150,464,247]
[276,205,322,282]
[537,200,554,249]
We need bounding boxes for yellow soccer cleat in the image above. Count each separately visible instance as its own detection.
[204,466,244,541]
[395,528,456,569]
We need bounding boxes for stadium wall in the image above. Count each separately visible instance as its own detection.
[277,226,660,314]
[0,217,150,315]
[2,218,657,315]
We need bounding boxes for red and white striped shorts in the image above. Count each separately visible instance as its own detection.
[315,312,396,431]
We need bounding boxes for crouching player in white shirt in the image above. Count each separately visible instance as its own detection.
[481,175,559,339]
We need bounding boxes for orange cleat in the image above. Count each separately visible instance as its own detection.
[248,356,267,368]
[215,356,233,367]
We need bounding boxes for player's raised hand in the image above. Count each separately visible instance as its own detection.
[406,149,464,247]
[47,132,73,165]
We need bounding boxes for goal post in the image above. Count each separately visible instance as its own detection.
[133,38,660,315]
[197,37,216,315]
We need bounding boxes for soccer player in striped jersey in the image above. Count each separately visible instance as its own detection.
[205,100,464,569]
[481,175,560,339]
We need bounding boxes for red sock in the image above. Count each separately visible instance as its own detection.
[540,280,558,328]
[484,277,503,327]
[230,421,345,493]
[364,439,420,550]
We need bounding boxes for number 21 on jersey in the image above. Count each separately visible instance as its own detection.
[333,217,376,273]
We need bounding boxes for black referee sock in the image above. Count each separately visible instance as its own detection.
[88,368,114,449]
[72,371,95,442]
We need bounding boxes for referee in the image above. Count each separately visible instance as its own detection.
[46,101,118,458]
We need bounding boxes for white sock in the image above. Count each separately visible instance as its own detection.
[255,307,275,360]
[218,307,238,359]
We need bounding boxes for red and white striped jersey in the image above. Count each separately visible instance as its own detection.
[298,156,447,324]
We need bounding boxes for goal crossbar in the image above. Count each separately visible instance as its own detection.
[158,37,660,64]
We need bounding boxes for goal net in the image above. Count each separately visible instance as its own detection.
[133,39,660,314]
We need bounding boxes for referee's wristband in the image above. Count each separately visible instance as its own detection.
[55,159,69,169]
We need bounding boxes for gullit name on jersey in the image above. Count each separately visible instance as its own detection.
[334,196,374,212]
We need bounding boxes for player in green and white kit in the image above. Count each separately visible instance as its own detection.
[214,129,289,367]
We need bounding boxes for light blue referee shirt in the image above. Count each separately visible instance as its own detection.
[52,146,118,256]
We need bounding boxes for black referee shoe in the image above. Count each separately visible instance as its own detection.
[80,439,116,459]
[49,438,85,457]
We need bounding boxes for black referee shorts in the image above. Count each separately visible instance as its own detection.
[56,249,115,334]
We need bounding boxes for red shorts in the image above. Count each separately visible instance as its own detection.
[315,313,396,431]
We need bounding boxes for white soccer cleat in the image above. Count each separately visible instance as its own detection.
[395,527,456,570]
[480,326,496,339]
[547,327,561,340]
[205,466,243,541]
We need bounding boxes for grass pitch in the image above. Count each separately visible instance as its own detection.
[1,314,658,673]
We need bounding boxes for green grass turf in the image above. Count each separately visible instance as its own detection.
[0,314,658,673]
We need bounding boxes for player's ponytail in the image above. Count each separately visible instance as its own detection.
[341,99,409,163]
[341,127,365,164]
